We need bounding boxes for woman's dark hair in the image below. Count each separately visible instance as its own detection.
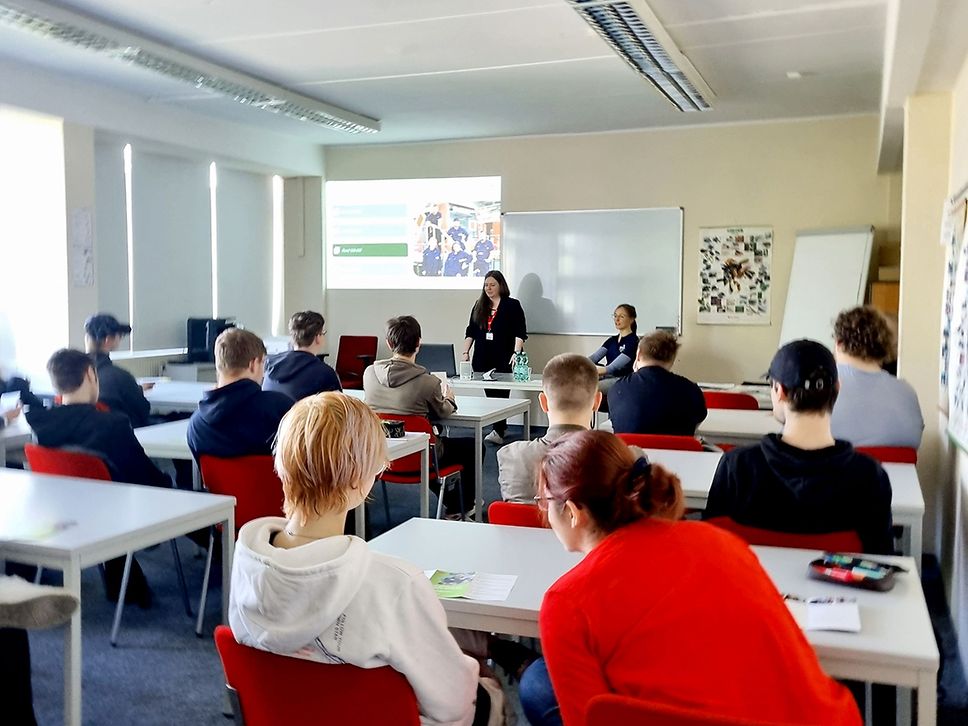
[538,430,684,533]
[288,311,325,348]
[616,304,638,335]
[473,271,511,327]
[833,306,893,362]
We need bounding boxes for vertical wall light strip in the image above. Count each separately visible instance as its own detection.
[271,175,284,336]
[122,143,135,351]
[209,162,218,317]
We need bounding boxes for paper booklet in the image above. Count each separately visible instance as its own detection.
[425,570,517,601]
[784,596,861,633]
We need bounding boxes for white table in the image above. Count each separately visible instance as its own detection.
[448,372,543,393]
[370,519,938,726]
[144,381,213,414]
[697,408,782,445]
[640,447,925,564]
[134,418,430,539]
[0,416,32,465]
[0,469,236,726]
[345,391,532,522]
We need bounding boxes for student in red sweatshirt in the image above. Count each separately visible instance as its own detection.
[520,429,860,726]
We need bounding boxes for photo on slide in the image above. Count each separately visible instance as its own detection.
[326,177,501,290]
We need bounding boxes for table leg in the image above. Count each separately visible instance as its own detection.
[419,442,429,519]
[917,669,937,726]
[63,560,82,726]
[475,423,484,522]
[523,407,531,441]
[896,687,912,726]
[0,441,7,467]
[221,512,234,624]
[192,462,202,492]
[910,521,923,572]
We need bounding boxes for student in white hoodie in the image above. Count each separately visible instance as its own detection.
[229,392,485,725]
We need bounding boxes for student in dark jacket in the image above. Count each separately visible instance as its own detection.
[608,331,707,436]
[26,349,171,606]
[84,313,152,428]
[263,311,341,402]
[703,339,894,555]
[188,328,293,461]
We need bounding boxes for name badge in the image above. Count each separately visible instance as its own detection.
[485,332,494,341]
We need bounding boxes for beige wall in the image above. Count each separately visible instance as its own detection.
[282,177,325,334]
[62,123,99,349]
[323,116,900,380]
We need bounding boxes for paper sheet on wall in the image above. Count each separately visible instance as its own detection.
[698,226,773,325]
[69,207,94,287]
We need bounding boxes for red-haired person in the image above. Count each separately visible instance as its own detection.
[519,430,860,726]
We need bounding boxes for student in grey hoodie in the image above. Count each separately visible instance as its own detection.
[263,311,341,402]
[363,316,477,517]
[229,393,492,725]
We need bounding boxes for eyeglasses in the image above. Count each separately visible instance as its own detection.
[533,495,559,511]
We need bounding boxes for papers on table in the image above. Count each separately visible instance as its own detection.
[1,391,21,414]
[425,570,518,601]
[784,596,861,633]
[0,519,77,542]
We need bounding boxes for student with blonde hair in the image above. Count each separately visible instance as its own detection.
[228,392,490,725]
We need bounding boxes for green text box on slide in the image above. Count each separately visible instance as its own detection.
[332,243,409,257]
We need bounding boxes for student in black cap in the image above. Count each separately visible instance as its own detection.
[84,313,151,428]
[703,339,894,555]
[262,311,341,401]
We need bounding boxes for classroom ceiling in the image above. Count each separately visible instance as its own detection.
[0,0,952,148]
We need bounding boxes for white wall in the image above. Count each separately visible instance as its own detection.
[321,116,901,380]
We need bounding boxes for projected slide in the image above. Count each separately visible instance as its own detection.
[326,176,501,289]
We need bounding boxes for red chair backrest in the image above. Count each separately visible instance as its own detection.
[377,413,436,475]
[587,694,786,725]
[855,446,918,464]
[705,517,863,552]
[488,501,546,528]
[24,444,112,481]
[703,391,759,410]
[199,455,285,531]
[616,433,704,452]
[214,625,420,726]
[335,335,378,388]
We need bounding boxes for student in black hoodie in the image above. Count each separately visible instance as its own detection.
[607,331,707,436]
[84,313,152,428]
[703,339,894,555]
[262,311,341,401]
[26,348,170,605]
[187,328,293,461]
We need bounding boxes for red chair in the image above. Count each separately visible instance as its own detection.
[616,433,704,452]
[587,693,786,725]
[705,517,863,552]
[488,501,546,528]
[196,455,285,635]
[856,446,918,464]
[335,335,378,390]
[24,444,191,645]
[377,414,464,523]
[214,625,419,726]
[703,391,759,410]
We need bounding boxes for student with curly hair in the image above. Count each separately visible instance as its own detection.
[830,306,923,448]
[520,430,860,726]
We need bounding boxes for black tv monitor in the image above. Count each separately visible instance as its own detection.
[415,343,457,378]
[187,318,234,363]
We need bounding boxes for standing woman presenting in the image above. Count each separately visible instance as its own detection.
[462,271,527,444]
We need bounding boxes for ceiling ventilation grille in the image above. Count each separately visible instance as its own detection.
[569,0,712,112]
[0,1,380,134]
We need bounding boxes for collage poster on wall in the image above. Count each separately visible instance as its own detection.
[698,226,773,325]
[941,197,968,445]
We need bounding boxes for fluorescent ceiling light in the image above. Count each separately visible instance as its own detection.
[0,0,380,134]
[568,0,713,112]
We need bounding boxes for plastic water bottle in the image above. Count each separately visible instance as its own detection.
[513,351,530,381]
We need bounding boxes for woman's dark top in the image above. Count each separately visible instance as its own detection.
[589,332,639,378]
[464,297,528,373]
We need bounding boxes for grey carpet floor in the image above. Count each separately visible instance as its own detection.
[18,427,968,725]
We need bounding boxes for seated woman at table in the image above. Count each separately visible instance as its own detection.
[519,429,860,726]
[588,303,639,381]
[229,392,497,725]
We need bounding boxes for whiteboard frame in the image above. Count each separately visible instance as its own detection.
[502,207,684,337]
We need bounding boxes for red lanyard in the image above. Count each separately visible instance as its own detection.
[487,308,497,332]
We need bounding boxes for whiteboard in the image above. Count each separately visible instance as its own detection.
[778,227,874,349]
[504,208,683,335]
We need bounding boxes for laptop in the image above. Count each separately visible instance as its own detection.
[415,343,457,378]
